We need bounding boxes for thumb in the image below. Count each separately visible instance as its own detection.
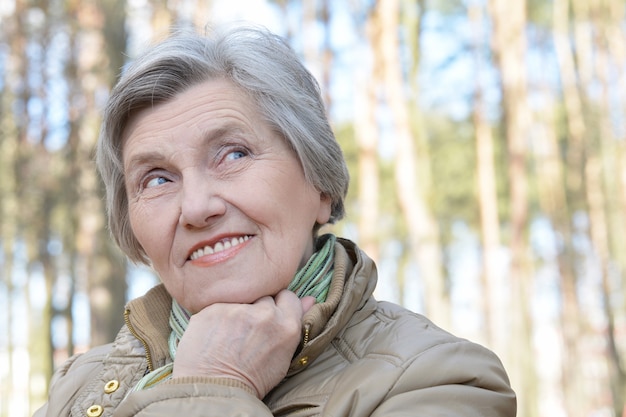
[300,296,316,314]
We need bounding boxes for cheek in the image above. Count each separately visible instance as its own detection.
[128,201,167,255]
[128,203,148,240]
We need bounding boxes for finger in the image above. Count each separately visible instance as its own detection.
[253,295,277,306]
[300,296,316,314]
[274,289,304,316]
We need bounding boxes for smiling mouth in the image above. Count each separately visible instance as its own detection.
[189,235,252,260]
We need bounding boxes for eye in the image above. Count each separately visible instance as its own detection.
[225,149,247,161]
[145,175,170,188]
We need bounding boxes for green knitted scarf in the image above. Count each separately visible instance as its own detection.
[131,234,336,392]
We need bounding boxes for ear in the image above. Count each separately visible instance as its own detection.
[316,193,332,225]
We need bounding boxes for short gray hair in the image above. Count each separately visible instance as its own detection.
[96,25,349,263]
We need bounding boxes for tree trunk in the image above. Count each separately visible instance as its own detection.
[66,0,129,347]
[301,0,333,113]
[487,0,537,415]
[355,6,383,268]
[593,3,626,410]
[376,0,448,327]
[468,2,504,352]
[550,0,588,414]
[0,4,23,413]
[320,0,332,110]
[586,154,625,416]
[571,0,593,88]
[534,92,585,417]
[355,77,381,266]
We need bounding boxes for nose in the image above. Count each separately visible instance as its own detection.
[178,174,226,229]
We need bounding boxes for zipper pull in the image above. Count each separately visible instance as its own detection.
[302,323,311,347]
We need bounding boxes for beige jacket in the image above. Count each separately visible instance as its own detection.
[35,238,516,416]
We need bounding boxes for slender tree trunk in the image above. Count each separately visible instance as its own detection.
[319,0,332,110]
[604,0,626,127]
[0,145,16,417]
[550,0,588,414]
[468,2,503,352]
[38,189,57,390]
[595,30,626,299]
[586,154,625,416]
[28,2,58,397]
[150,0,173,32]
[596,0,626,300]
[7,0,59,408]
[355,6,382,267]
[603,7,626,396]
[487,0,536,415]
[301,0,333,112]
[354,77,380,265]
[534,93,585,417]
[554,0,586,194]
[0,7,22,413]
[62,17,86,360]
[66,0,128,347]
[569,0,626,411]
[376,0,448,326]
[593,4,626,411]
[191,0,212,30]
[571,0,593,89]
[302,0,318,68]
[0,170,16,417]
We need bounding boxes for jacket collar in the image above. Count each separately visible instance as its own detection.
[288,238,377,375]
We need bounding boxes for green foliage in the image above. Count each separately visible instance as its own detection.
[426,111,478,225]
[527,0,553,29]
[427,0,466,16]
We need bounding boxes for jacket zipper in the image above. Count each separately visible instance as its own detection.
[124,308,155,372]
[302,323,311,347]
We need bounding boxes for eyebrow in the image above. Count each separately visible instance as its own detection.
[124,149,168,170]
[202,125,247,142]
[123,125,250,171]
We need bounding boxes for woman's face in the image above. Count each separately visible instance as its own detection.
[122,78,331,314]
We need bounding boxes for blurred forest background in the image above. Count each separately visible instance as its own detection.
[1,0,625,416]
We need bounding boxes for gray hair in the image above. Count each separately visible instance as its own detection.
[96,25,349,263]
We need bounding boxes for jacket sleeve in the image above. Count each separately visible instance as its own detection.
[113,378,274,417]
[369,339,516,417]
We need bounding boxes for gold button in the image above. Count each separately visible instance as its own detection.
[299,356,309,366]
[87,405,103,417]
[104,379,120,394]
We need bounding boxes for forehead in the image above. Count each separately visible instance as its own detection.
[121,78,267,152]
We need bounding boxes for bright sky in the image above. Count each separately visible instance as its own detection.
[210,0,283,32]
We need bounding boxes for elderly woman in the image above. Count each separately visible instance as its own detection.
[35,26,516,416]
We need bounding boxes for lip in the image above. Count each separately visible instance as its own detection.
[186,233,254,265]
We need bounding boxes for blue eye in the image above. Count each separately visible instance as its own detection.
[145,176,169,188]
[226,150,246,160]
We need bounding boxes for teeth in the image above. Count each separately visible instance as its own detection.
[190,236,250,260]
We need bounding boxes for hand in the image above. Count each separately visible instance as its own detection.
[172,291,316,398]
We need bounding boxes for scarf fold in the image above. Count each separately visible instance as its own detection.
[130,234,336,392]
